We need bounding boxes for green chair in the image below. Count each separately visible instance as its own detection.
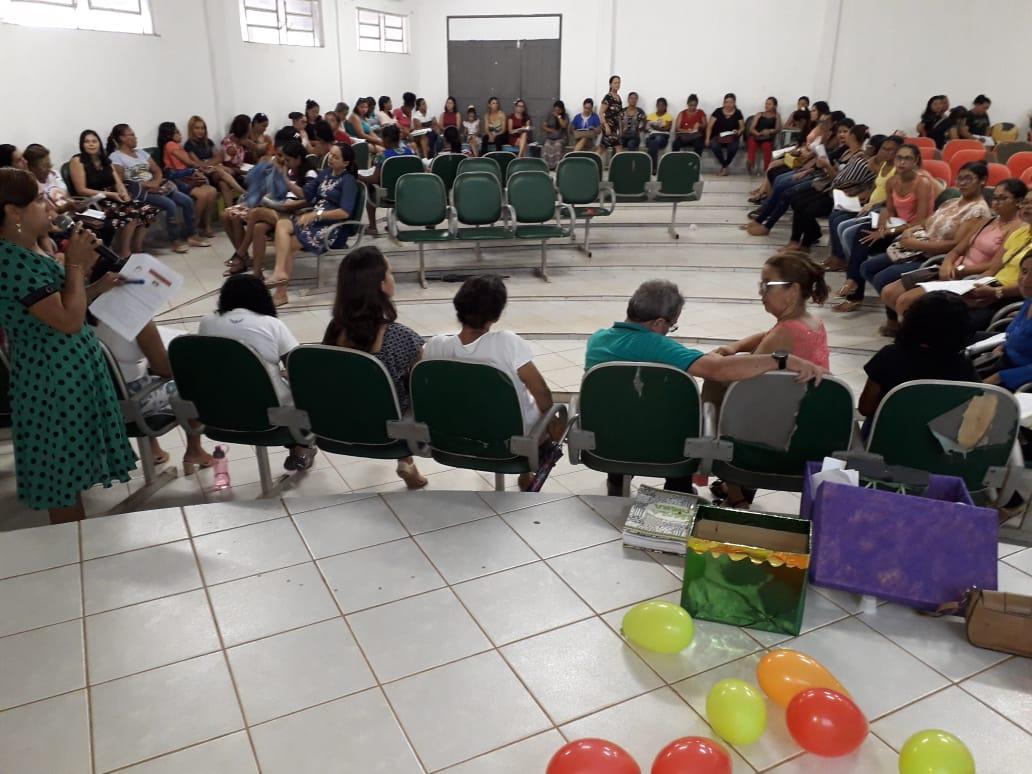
[711,373,855,493]
[775,128,802,151]
[352,140,371,170]
[506,170,574,281]
[143,146,159,161]
[935,186,962,207]
[307,183,367,296]
[370,154,424,213]
[608,151,653,202]
[564,150,604,180]
[169,336,312,496]
[506,156,548,182]
[484,150,516,179]
[567,362,730,496]
[430,152,465,193]
[653,151,704,239]
[287,345,421,460]
[556,156,615,257]
[395,359,567,490]
[450,171,513,259]
[388,173,454,288]
[60,161,74,192]
[457,156,502,188]
[97,341,180,514]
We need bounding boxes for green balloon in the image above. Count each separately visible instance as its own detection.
[899,730,975,774]
[621,600,695,654]
[706,679,767,746]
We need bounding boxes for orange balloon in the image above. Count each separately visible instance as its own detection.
[756,649,849,708]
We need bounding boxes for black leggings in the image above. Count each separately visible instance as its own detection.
[789,188,833,247]
[481,135,509,154]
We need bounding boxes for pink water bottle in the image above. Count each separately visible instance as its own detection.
[213,445,230,490]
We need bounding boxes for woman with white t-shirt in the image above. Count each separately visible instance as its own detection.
[198,274,316,471]
[423,274,559,490]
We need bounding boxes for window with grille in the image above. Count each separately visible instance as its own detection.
[0,0,153,34]
[240,0,322,47]
[357,7,408,54]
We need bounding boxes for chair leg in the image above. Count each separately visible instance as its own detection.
[475,241,482,261]
[494,472,505,491]
[103,437,179,516]
[536,241,550,281]
[621,475,631,497]
[257,446,275,496]
[138,437,157,485]
[668,201,680,239]
[578,219,593,258]
[418,244,427,289]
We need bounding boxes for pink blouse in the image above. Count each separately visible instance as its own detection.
[771,318,829,369]
[957,218,1007,274]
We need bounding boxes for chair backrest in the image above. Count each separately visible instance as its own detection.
[579,362,701,466]
[947,149,987,183]
[381,154,425,201]
[919,146,938,161]
[564,150,603,180]
[168,335,281,433]
[867,380,1019,494]
[997,142,1032,166]
[457,156,502,186]
[934,186,961,208]
[556,156,600,205]
[656,151,701,195]
[96,341,150,438]
[774,128,801,151]
[394,172,448,226]
[60,161,74,191]
[453,171,503,225]
[0,348,12,430]
[718,373,855,476]
[430,152,465,192]
[608,151,652,198]
[506,156,548,182]
[905,136,937,150]
[942,139,984,164]
[923,159,952,185]
[990,122,1019,144]
[410,359,525,461]
[287,345,403,450]
[986,162,1011,187]
[1005,150,1032,179]
[484,151,516,179]
[507,170,557,224]
[352,141,370,170]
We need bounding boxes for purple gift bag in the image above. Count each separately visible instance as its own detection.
[801,462,998,610]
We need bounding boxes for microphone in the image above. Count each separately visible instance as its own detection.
[54,215,126,279]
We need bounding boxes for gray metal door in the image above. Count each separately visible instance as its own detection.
[519,39,561,140]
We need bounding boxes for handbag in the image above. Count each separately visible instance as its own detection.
[936,589,1032,658]
[887,227,929,263]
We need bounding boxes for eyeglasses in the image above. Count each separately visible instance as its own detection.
[759,280,792,294]
[663,319,679,334]
[896,155,917,162]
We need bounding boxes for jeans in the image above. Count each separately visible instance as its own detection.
[620,134,641,150]
[672,133,704,155]
[861,254,923,320]
[710,137,740,169]
[752,172,813,229]
[646,133,669,171]
[845,229,896,300]
[143,188,196,241]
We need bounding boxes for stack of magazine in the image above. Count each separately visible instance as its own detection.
[622,485,700,555]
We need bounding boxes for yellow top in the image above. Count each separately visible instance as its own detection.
[646,112,673,130]
[869,162,896,206]
[995,224,1032,286]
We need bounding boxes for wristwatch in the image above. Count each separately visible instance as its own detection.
[772,351,789,370]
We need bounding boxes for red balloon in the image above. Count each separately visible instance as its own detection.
[652,737,732,774]
[547,738,641,774]
[786,688,868,757]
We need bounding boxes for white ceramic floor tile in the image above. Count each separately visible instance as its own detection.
[0,690,90,774]
[384,490,495,534]
[999,561,1032,595]
[83,540,201,615]
[183,498,288,536]
[292,496,408,558]
[281,491,377,515]
[318,538,445,613]
[348,588,491,682]
[91,652,244,772]
[81,507,187,560]
[997,541,1025,559]
[477,490,574,515]
[746,587,852,647]
[0,521,78,579]
[547,540,682,612]
[442,730,566,774]
[560,687,750,772]
[207,562,339,647]
[961,657,1032,734]
[501,617,663,724]
[385,651,551,771]
[228,618,375,725]
[453,561,593,645]
[0,564,81,636]
[85,589,220,683]
[0,620,84,711]
[765,734,901,773]
[871,686,1032,773]
[193,517,310,585]
[118,732,258,773]
[250,689,422,774]
[578,494,633,529]
[1003,547,1032,575]
[501,497,620,558]
[414,517,538,584]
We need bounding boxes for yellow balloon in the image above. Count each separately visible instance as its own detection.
[706,679,767,746]
[756,649,850,708]
[621,600,695,654]
[899,730,975,774]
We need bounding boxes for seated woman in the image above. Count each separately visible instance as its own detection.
[507,99,533,158]
[376,96,397,130]
[705,251,830,507]
[570,99,602,152]
[325,111,351,144]
[346,98,385,153]
[746,97,781,175]
[24,143,79,215]
[266,142,360,306]
[0,144,26,169]
[618,91,647,151]
[322,246,426,488]
[69,129,156,259]
[463,106,481,157]
[242,112,273,163]
[917,95,949,145]
[199,274,315,471]
[441,126,470,157]
[437,96,461,153]
[424,274,560,490]
[672,94,706,155]
[108,123,208,254]
[645,98,673,172]
[183,115,245,204]
[361,125,415,237]
[483,97,508,154]
[158,121,219,239]
[983,252,1032,390]
[705,93,745,176]
[303,99,321,143]
[413,97,436,158]
[748,109,815,203]
[784,98,810,126]
[542,100,569,170]
[220,114,252,183]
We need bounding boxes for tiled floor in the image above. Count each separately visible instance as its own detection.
[1,493,1031,773]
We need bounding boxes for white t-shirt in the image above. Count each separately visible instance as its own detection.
[109,148,153,183]
[423,330,541,431]
[198,308,299,403]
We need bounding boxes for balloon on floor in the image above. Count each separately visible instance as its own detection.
[651,736,732,774]
[898,729,976,774]
[621,599,695,654]
[756,648,850,708]
[547,738,641,774]
[785,688,868,757]
[705,679,767,746]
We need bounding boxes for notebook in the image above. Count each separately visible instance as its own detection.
[622,485,700,555]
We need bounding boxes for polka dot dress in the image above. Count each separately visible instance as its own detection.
[0,241,135,509]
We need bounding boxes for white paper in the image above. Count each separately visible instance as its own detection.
[870,212,906,228]
[813,142,828,160]
[156,325,189,350]
[833,190,862,212]
[81,208,107,220]
[409,128,431,137]
[810,456,859,491]
[719,130,736,138]
[771,145,796,160]
[239,163,255,173]
[88,253,184,341]
[1016,393,1032,428]
[358,168,375,178]
[917,276,996,295]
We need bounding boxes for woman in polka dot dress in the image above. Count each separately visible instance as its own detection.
[0,168,135,522]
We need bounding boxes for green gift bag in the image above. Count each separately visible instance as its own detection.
[680,504,811,636]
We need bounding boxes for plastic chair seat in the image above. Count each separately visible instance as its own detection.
[202,426,298,447]
[126,412,178,439]
[316,436,413,459]
[514,224,566,239]
[455,226,512,240]
[572,205,614,218]
[395,229,454,243]
[581,450,700,480]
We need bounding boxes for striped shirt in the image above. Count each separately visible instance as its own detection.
[831,152,876,193]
